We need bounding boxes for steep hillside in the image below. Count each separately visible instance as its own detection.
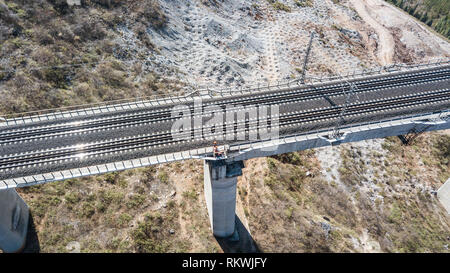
[2,0,448,116]
[385,0,450,38]
[0,0,183,114]
[240,132,450,252]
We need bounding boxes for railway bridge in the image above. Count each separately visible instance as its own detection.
[1,61,449,252]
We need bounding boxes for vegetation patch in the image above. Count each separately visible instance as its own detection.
[267,0,292,12]
[0,0,182,116]
[386,0,450,38]
[338,147,367,188]
[131,212,176,253]
[294,0,313,8]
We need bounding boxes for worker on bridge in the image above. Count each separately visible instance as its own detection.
[213,141,224,159]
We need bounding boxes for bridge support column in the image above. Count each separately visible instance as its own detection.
[203,160,244,238]
[0,189,29,253]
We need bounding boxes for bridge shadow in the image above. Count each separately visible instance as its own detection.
[214,215,261,253]
[22,213,40,253]
[310,85,337,107]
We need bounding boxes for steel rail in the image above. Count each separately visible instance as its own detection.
[3,66,448,134]
[1,68,449,144]
[2,60,449,125]
[1,89,448,171]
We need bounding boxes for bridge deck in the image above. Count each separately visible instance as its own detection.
[0,64,449,189]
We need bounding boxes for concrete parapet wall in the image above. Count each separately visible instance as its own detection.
[230,114,450,162]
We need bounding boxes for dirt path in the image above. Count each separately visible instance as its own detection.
[349,0,395,66]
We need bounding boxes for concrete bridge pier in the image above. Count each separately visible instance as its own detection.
[0,189,29,253]
[203,160,244,238]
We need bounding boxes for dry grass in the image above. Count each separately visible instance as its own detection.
[236,132,450,253]
[0,0,180,115]
[17,160,221,253]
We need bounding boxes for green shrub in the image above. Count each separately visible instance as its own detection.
[79,202,96,218]
[158,171,169,184]
[294,0,313,7]
[269,1,291,12]
[126,194,146,209]
[131,214,169,253]
[65,192,80,204]
[182,189,197,201]
[99,189,125,205]
[118,213,132,227]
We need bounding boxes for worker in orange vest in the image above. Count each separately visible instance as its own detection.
[213,141,223,158]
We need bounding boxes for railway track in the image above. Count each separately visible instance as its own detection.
[1,88,448,172]
[1,66,449,144]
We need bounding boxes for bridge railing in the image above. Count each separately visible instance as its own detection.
[0,90,195,126]
[1,59,449,126]
[227,109,450,155]
[305,58,450,83]
[193,58,450,97]
[0,145,215,189]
